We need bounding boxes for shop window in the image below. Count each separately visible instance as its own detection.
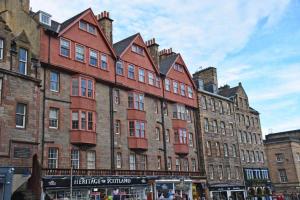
[128,92,144,110]
[89,49,98,67]
[49,107,59,129]
[71,149,80,169]
[16,103,26,128]
[18,48,27,75]
[128,120,145,138]
[128,64,135,79]
[100,54,108,70]
[48,147,58,168]
[174,128,187,144]
[87,151,96,169]
[50,71,59,92]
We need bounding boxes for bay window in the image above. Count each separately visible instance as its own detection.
[129,120,145,138]
[174,128,187,144]
[72,77,94,98]
[128,92,144,110]
[72,110,95,131]
[173,104,186,120]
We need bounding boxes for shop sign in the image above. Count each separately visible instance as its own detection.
[43,176,148,188]
[209,186,245,191]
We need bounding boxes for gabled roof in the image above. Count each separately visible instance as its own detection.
[113,33,139,56]
[113,33,160,74]
[218,86,239,98]
[159,53,178,75]
[159,53,197,89]
[60,9,89,31]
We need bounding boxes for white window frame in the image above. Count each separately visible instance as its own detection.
[165,79,170,91]
[49,107,59,129]
[60,38,70,57]
[129,153,136,170]
[188,86,193,98]
[71,149,80,169]
[173,81,178,93]
[16,103,26,128]
[18,48,27,75]
[75,44,85,62]
[101,54,108,69]
[167,157,172,170]
[89,49,98,67]
[39,12,51,26]
[138,68,145,82]
[148,72,154,85]
[48,147,58,168]
[180,83,186,96]
[116,152,122,168]
[0,39,3,60]
[50,71,59,92]
[128,64,135,79]
[87,151,96,169]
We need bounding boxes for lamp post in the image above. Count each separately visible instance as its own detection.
[70,166,73,200]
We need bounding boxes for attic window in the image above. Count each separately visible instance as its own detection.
[39,11,51,26]
[132,44,144,55]
[174,63,184,72]
[79,21,96,35]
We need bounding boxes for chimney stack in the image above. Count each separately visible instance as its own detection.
[159,48,174,60]
[145,38,159,67]
[193,67,218,93]
[96,11,113,45]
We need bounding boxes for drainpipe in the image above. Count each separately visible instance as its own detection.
[161,77,168,171]
[109,86,115,171]
[41,33,50,166]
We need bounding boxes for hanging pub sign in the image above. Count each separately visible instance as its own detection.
[43,176,148,189]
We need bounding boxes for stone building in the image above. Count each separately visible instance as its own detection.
[219,79,271,198]
[264,129,300,197]
[0,0,41,199]
[193,67,245,199]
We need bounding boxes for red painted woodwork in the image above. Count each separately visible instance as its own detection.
[127,109,146,120]
[70,96,96,111]
[40,10,115,83]
[70,130,96,145]
[172,119,187,129]
[116,34,163,97]
[174,143,189,155]
[127,137,148,150]
[163,54,197,108]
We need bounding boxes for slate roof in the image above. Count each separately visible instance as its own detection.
[113,33,139,56]
[159,53,178,75]
[218,86,239,98]
[60,9,89,31]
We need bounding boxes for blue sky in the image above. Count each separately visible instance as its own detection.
[31,0,300,137]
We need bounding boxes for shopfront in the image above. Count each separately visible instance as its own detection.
[155,178,193,199]
[209,185,246,200]
[0,167,14,200]
[42,176,152,200]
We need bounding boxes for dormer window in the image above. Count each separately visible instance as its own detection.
[39,11,52,26]
[132,44,144,55]
[174,63,184,72]
[79,21,96,35]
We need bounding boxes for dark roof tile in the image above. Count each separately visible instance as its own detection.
[113,33,139,56]
[159,54,178,75]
